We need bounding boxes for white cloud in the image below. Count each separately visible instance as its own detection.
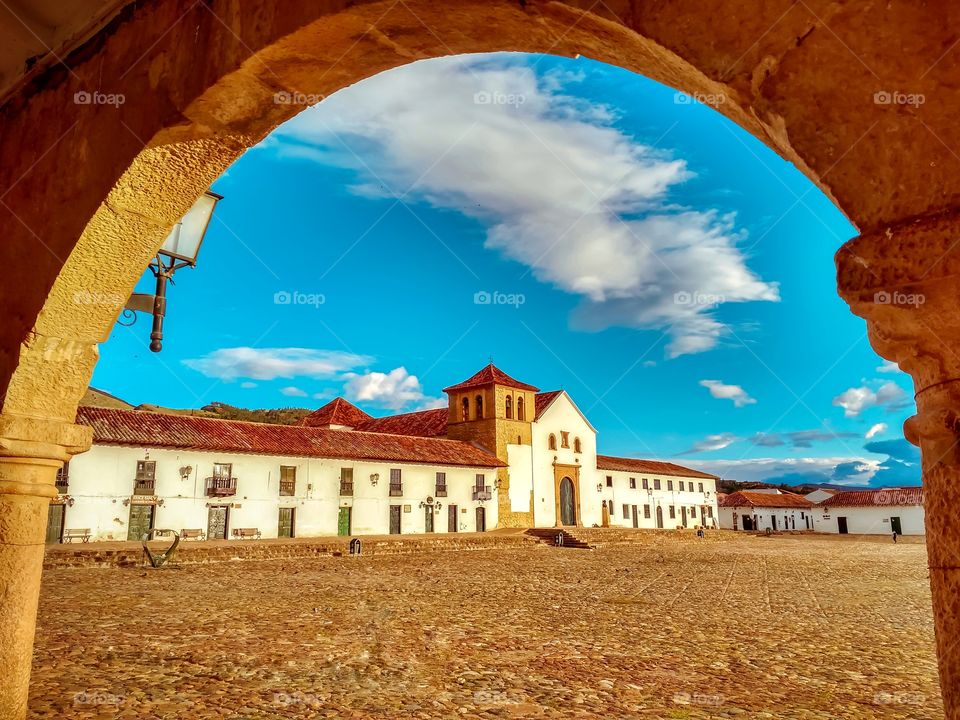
[240,381,257,389]
[275,55,779,358]
[832,381,907,418]
[183,347,371,381]
[699,379,756,408]
[343,367,443,411]
[865,422,888,439]
[678,432,739,455]
[692,457,879,486]
[280,386,308,397]
[877,360,901,374]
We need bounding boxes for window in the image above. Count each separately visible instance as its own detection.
[629,477,636,489]
[622,504,630,519]
[678,481,684,491]
[505,395,513,419]
[461,397,469,421]
[517,396,525,421]
[340,467,354,496]
[279,465,296,496]
[573,437,581,453]
[55,461,70,492]
[698,482,704,493]
[560,431,570,448]
[435,472,447,497]
[548,434,557,450]
[667,480,674,491]
[135,460,156,495]
[644,504,651,519]
[476,394,484,419]
[605,476,613,488]
[654,479,661,490]
[669,505,675,519]
[800,512,805,519]
[475,473,486,489]
[642,477,648,490]
[389,468,402,496]
[690,506,697,517]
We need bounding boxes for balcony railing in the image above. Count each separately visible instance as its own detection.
[340,481,354,496]
[134,479,156,496]
[389,483,403,497]
[472,485,492,501]
[435,485,448,497]
[279,479,296,496]
[205,476,238,497]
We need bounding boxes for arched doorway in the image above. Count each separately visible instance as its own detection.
[559,477,576,526]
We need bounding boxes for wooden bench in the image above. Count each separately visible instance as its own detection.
[63,528,91,543]
[180,529,205,541]
[232,527,260,540]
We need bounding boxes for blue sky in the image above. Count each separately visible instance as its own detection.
[93,53,920,487]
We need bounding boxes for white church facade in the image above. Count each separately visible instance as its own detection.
[49,364,719,543]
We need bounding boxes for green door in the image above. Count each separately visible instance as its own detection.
[337,507,352,536]
[46,504,65,544]
[278,507,295,538]
[127,504,155,541]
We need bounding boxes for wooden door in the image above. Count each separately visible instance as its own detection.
[46,504,65,544]
[278,507,295,538]
[389,505,401,534]
[127,504,155,541]
[338,507,352,536]
[681,506,688,528]
[655,506,664,529]
[447,504,458,532]
[631,505,638,528]
[559,477,576,526]
[476,506,486,532]
[837,516,848,534]
[890,516,902,535]
[424,506,434,533]
[208,505,228,540]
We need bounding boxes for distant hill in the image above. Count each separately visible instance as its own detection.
[81,388,312,426]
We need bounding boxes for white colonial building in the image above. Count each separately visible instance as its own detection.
[718,490,815,532]
[811,488,925,536]
[50,364,719,543]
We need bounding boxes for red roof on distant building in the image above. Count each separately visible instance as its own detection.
[534,390,563,420]
[819,488,924,508]
[443,364,539,393]
[596,455,718,479]
[76,407,503,468]
[300,398,372,428]
[359,408,449,438]
[720,490,813,509]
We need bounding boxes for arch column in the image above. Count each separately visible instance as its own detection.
[838,211,960,719]
[0,414,90,720]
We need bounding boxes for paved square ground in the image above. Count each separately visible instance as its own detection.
[30,533,943,718]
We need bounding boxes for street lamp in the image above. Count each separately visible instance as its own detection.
[122,190,222,351]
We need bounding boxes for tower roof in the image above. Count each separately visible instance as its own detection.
[300,397,373,429]
[442,363,539,393]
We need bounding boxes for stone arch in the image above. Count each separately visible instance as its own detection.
[2,2,960,718]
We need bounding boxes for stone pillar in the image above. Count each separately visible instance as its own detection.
[837,211,960,719]
[0,414,90,719]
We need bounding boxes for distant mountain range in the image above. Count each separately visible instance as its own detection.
[81,387,312,426]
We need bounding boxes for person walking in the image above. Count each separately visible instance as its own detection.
[892,530,899,544]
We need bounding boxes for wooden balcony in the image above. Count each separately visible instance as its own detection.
[133,479,156,496]
[55,477,69,494]
[435,485,448,497]
[339,481,354,496]
[389,483,403,497]
[472,485,492,501]
[205,476,237,497]
[279,479,296,497]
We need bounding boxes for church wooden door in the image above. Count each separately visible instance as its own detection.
[559,477,576,526]
[127,504,155,541]
[208,505,228,540]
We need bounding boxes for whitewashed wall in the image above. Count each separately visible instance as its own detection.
[600,473,719,530]
[719,506,814,532]
[811,505,925,535]
[62,444,498,541]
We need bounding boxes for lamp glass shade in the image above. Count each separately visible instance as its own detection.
[159,190,221,263]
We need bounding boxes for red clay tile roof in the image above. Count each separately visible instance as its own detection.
[819,487,924,507]
[596,455,719,479]
[76,407,503,467]
[300,398,372,428]
[443,364,539,393]
[535,390,562,420]
[358,408,449,438]
[720,490,813,509]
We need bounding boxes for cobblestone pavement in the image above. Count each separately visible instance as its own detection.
[30,533,942,719]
